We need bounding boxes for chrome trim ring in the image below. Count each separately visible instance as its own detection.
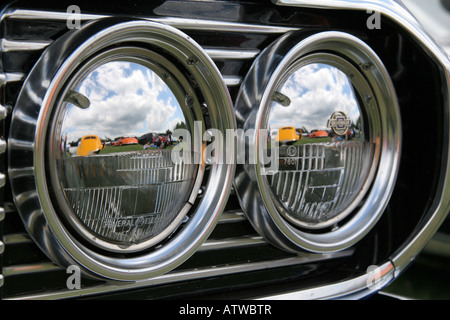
[47,46,204,253]
[234,31,401,253]
[267,52,381,231]
[8,19,235,281]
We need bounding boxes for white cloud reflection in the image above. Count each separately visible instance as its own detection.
[63,61,184,142]
[269,63,360,132]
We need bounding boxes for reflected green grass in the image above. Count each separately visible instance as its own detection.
[98,144,176,154]
[98,144,144,154]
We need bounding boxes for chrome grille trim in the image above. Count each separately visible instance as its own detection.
[1,72,24,83]
[3,233,32,246]
[1,40,260,61]
[3,263,60,277]
[1,235,269,277]
[2,233,267,251]
[152,17,299,33]
[1,209,257,247]
[257,261,394,300]
[196,236,266,251]
[4,9,299,34]
[216,210,247,223]
[0,68,5,289]
[222,76,242,87]
[0,42,255,89]
[4,250,353,300]
[0,39,52,52]
[2,9,107,20]
[204,48,261,60]
[0,105,7,120]
[0,139,6,155]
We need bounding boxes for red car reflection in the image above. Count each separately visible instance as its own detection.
[308,130,329,138]
[112,137,139,146]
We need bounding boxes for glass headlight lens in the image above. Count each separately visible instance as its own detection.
[234,31,401,253]
[266,55,378,229]
[49,48,200,252]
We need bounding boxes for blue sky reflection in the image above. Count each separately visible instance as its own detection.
[269,63,360,133]
[63,61,185,143]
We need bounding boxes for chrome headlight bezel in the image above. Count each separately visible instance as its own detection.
[8,19,236,281]
[234,31,402,253]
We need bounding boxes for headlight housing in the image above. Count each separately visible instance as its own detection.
[235,31,401,253]
[9,19,235,281]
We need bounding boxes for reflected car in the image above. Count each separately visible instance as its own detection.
[77,135,103,156]
[276,126,300,144]
[113,137,139,146]
[308,130,329,138]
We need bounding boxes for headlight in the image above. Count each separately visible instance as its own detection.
[49,47,200,253]
[9,19,235,280]
[235,31,401,253]
[267,52,379,230]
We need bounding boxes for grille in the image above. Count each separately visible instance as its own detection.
[0,6,355,299]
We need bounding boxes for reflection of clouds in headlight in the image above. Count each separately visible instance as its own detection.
[64,61,182,142]
[269,64,359,131]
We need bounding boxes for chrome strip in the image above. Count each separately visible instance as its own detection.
[2,232,266,251]
[4,250,353,300]
[0,31,5,290]
[154,17,298,33]
[0,139,7,154]
[199,236,266,251]
[1,39,53,52]
[3,233,33,245]
[204,48,260,60]
[0,105,8,120]
[217,210,247,223]
[3,263,60,277]
[4,9,298,34]
[0,40,260,61]
[0,173,5,188]
[257,261,395,300]
[2,72,25,83]
[223,75,242,87]
[0,105,7,120]
[3,9,107,20]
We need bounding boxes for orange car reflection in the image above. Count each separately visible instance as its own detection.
[78,135,103,156]
[308,130,329,138]
[112,137,139,146]
[276,126,300,144]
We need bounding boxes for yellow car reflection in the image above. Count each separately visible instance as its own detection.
[78,135,103,156]
[276,126,300,144]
